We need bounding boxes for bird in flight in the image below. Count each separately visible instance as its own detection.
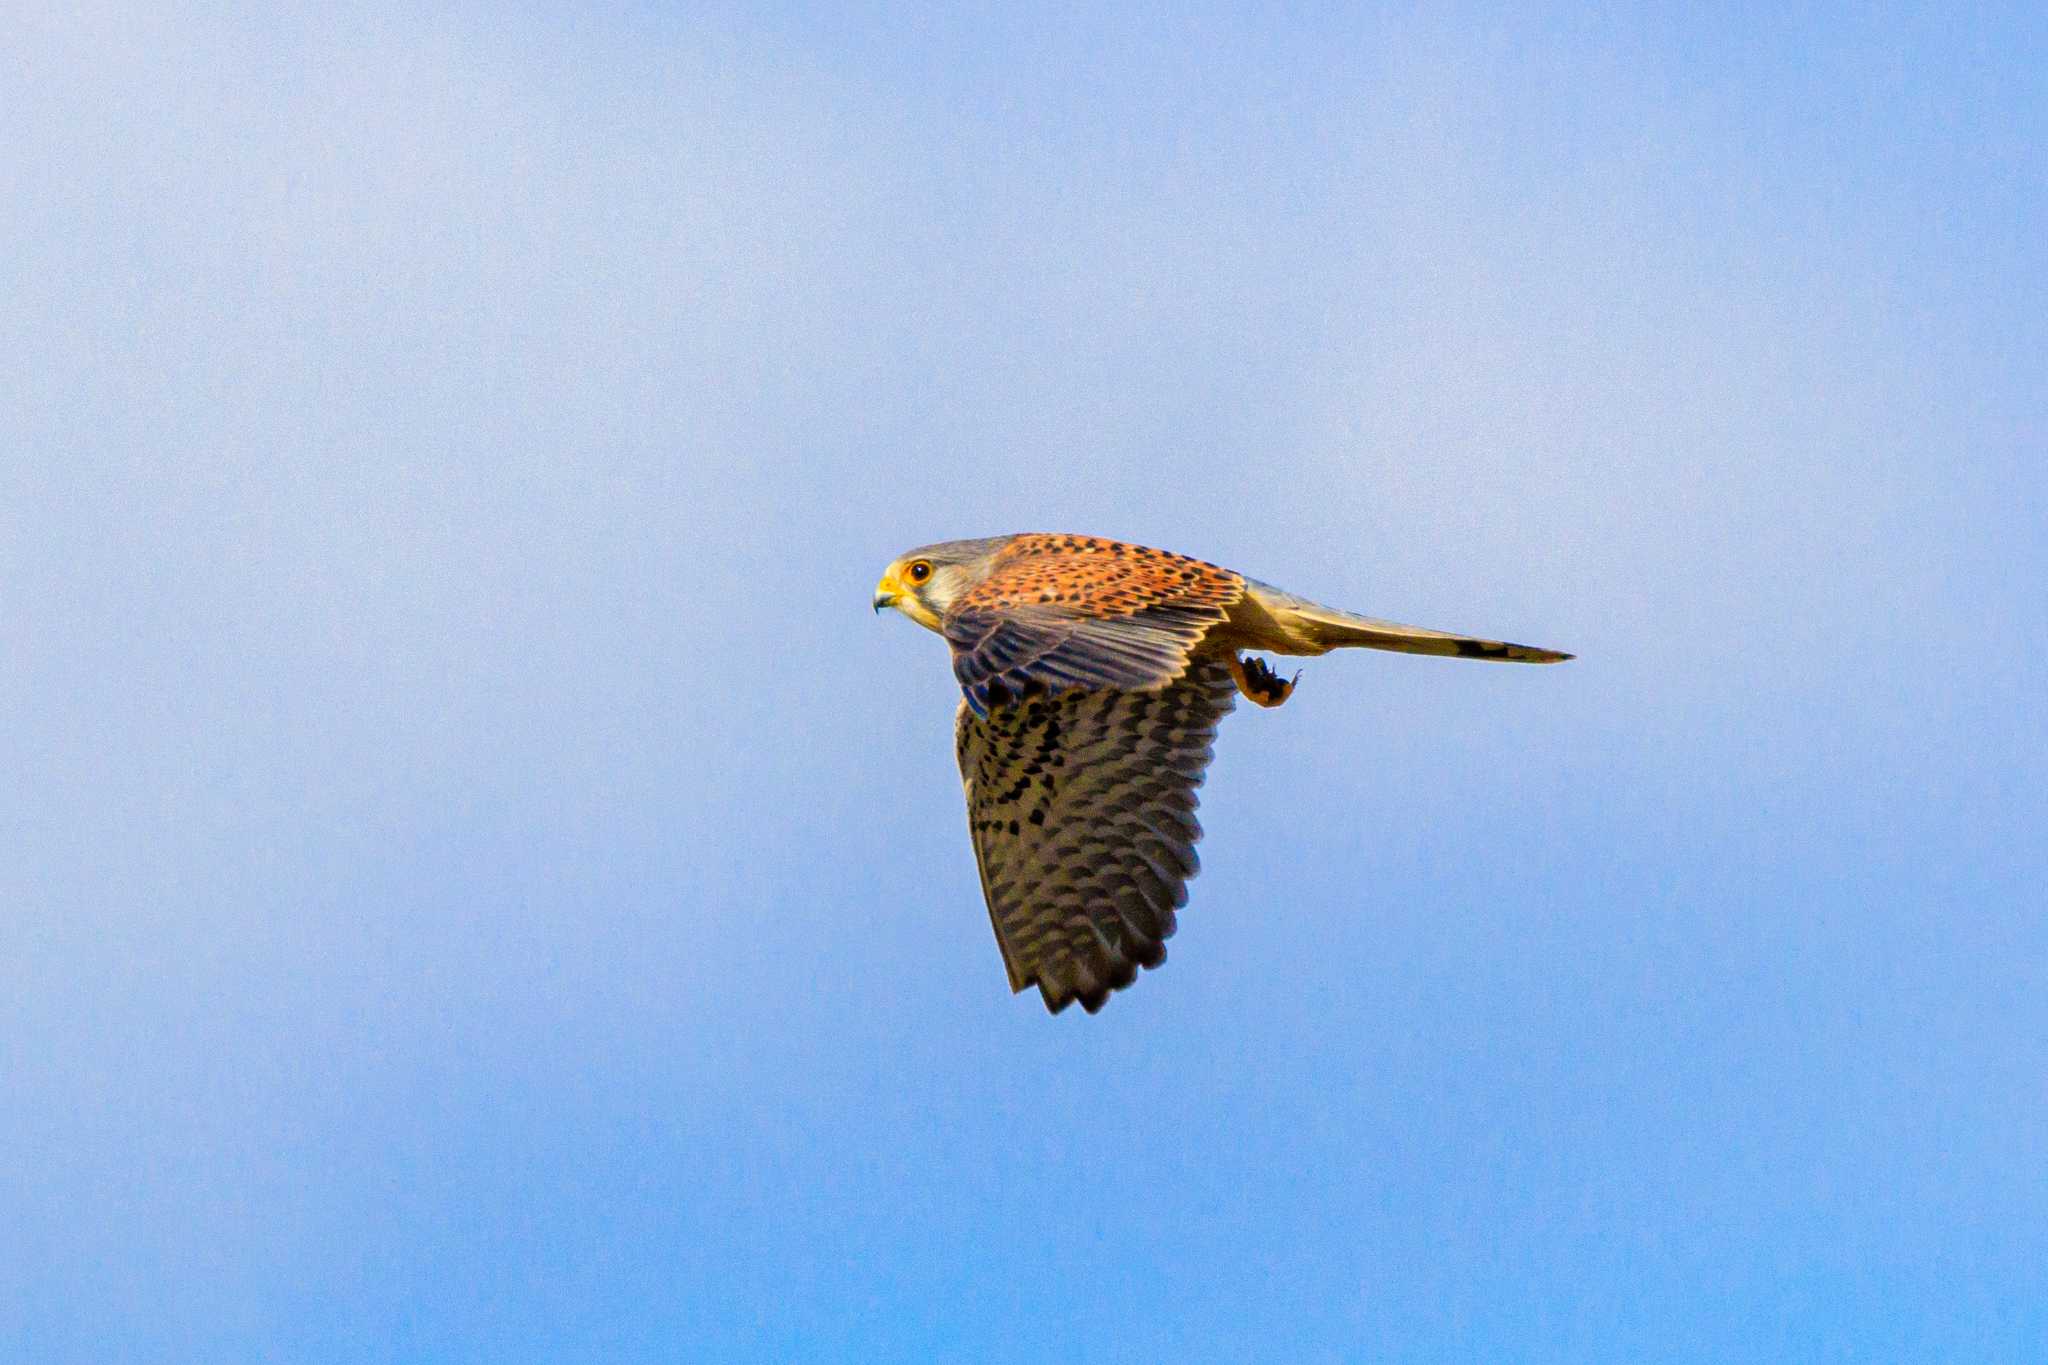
[873,533,1571,1015]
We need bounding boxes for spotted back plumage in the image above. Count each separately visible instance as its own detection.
[943,534,1245,713]
[954,657,1237,1013]
[958,534,1243,616]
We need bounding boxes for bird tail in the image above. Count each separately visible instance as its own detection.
[1238,581,1573,664]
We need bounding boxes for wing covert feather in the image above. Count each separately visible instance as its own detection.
[942,535,1243,713]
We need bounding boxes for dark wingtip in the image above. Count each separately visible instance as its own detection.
[1037,948,1157,1017]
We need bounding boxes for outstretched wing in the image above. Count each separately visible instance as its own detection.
[942,534,1243,714]
[954,658,1237,1014]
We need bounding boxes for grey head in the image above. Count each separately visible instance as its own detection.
[873,534,1017,631]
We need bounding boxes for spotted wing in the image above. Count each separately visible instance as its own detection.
[942,534,1244,714]
[953,658,1237,1014]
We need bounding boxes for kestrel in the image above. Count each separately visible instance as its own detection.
[873,533,1571,1015]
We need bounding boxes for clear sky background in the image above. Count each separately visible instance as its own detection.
[5,3,2044,1360]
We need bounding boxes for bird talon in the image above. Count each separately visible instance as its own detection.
[1229,653,1297,707]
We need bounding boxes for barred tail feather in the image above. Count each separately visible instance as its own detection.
[1239,581,1573,664]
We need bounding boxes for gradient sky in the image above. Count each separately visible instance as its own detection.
[5,3,2045,1361]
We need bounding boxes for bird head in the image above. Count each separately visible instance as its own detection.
[873,536,1012,634]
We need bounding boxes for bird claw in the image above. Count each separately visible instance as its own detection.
[1229,653,1299,708]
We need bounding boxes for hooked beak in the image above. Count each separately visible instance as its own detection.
[872,571,900,615]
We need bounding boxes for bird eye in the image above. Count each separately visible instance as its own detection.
[905,560,933,584]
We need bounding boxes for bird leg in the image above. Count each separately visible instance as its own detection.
[1228,652,1299,708]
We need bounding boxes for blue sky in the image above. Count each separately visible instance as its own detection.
[4,3,2043,1360]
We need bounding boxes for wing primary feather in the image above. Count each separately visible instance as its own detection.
[954,659,1237,1014]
